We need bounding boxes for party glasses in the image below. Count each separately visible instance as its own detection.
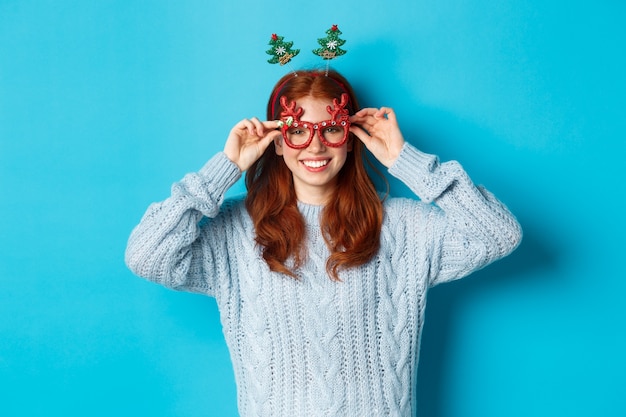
[278,93,351,149]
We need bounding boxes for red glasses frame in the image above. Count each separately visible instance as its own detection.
[278,93,351,149]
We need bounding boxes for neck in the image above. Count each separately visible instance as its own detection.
[294,184,335,206]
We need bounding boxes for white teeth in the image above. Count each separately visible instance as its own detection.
[302,159,329,168]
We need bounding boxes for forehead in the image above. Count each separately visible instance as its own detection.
[293,96,334,120]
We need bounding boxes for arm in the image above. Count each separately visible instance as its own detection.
[125,118,281,294]
[124,152,242,294]
[389,143,522,285]
[351,107,522,285]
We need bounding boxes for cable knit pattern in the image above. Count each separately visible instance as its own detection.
[125,143,522,417]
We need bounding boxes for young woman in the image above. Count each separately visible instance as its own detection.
[125,70,522,417]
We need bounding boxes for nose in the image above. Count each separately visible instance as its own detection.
[307,129,326,153]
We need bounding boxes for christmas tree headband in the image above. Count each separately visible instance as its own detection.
[266,24,347,76]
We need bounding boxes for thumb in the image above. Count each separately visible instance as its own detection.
[260,129,281,151]
[350,124,373,146]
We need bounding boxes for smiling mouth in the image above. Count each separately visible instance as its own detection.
[301,159,330,169]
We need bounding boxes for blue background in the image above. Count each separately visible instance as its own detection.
[1,1,625,416]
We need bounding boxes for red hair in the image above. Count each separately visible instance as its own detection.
[245,70,384,280]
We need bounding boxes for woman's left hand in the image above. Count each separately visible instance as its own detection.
[350,107,405,168]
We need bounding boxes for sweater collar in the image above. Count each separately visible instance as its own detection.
[297,200,324,223]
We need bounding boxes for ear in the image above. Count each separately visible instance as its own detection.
[274,134,284,156]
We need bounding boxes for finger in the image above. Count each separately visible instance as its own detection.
[234,118,252,130]
[351,108,390,127]
[235,118,256,136]
[374,107,396,121]
[351,117,378,133]
[374,108,386,119]
[350,110,373,124]
[263,119,280,127]
[259,129,281,152]
[248,117,265,137]
[349,124,374,145]
[353,108,377,118]
[384,108,397,123]
[262,120,281,131]
[250,119,283,137]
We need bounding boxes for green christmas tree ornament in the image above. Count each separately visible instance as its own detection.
[313,25,347,60]
[266,33,300,66]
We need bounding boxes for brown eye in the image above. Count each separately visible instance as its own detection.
[321,125,347,144]
[288,128,307,136]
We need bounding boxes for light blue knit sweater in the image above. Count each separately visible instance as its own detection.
[125,142,521,417]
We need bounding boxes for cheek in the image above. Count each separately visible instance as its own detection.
[278,148,302,170]
[281,147,299,159]
[336,146,352,162]
[332,148,350,167]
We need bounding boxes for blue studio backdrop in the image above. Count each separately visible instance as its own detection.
[1,1,625,416]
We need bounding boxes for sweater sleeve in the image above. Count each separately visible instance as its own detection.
[388,142,522,286]
[124,152,242,296]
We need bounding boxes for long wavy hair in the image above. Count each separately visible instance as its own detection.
[245,70,384,281]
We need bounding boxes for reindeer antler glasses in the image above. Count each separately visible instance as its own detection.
[277,93,351,149]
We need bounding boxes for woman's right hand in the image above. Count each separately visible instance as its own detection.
[223,118,281,172]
